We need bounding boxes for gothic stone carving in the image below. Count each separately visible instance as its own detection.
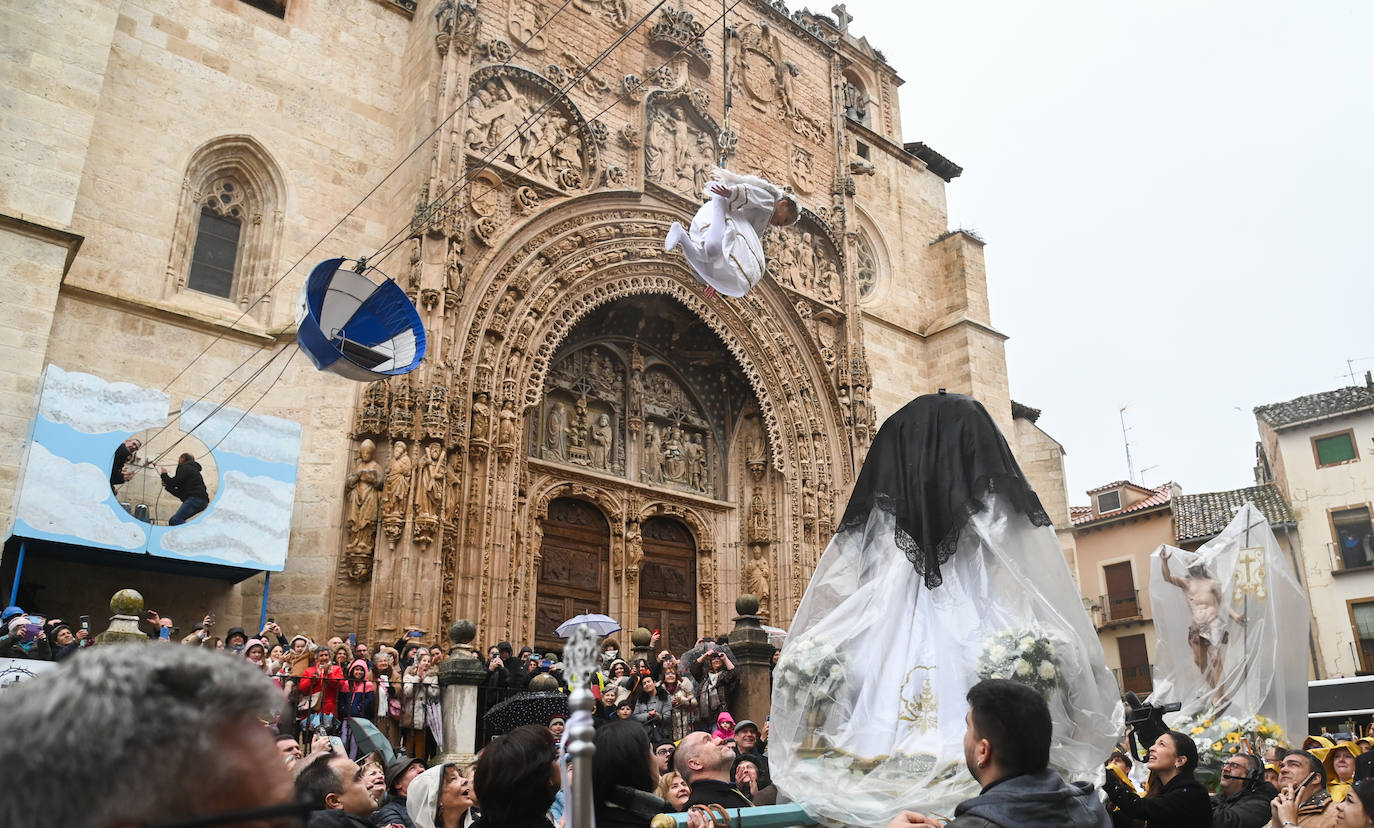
[434,0,479,55]
[644,92,719,201]
[648,7,712,75]
[466,66,596,192]
[381,440,413,548]
[344,439,383,580]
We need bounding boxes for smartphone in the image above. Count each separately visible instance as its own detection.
[348,633,357,647]
[267,617,275,624]
[79,615,90,631]
[1300,770,1319,791]
[407,630,425,638]
[159,626,171,640]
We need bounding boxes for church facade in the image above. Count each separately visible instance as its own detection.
[1,0,1072,647]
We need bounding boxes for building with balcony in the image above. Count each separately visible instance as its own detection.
[1256,376,1374,677]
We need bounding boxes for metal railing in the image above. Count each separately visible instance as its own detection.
[1095,590,1142,626]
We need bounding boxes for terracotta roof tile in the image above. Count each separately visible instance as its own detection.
[1072,482,1175,526]
[1254,385,1374,429]
[1173,483,1295,543]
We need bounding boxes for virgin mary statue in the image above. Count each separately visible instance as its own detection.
[771,393,1122,825]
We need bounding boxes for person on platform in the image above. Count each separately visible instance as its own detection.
[160,451,210,525]
[663,168,799,299]
[110,437,139,487]
[887,679,1111,828]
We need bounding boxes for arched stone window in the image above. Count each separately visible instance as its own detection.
[165,135,285,315]
[855,230,879,300]
[842,70,872,128]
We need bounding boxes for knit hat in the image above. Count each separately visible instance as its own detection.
[243,638,267,655]
[8,616,28,636]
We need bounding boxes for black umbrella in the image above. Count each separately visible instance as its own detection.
[483,690,569,735]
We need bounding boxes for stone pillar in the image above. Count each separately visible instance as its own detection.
[630,626,652,664]
[96,589,151,646]
[726,594,775,726]
[437,619,487,765]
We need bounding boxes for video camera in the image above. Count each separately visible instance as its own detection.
[1123,691,1180,763]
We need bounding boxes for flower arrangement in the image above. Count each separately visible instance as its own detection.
[976,626,1062,700]
[773,636,850,712]
[1173,709,1283,775]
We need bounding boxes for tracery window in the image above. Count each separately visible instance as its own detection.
[855,231,879,300]
[166,136,285,315]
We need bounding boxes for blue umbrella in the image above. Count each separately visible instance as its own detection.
[555,613,621,639]
[296,257,426,381]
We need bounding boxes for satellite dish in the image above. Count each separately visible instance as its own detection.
[296,257,427,381]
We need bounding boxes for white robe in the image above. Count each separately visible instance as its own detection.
[664,170,781,297]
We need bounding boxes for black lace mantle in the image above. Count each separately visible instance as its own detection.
[837,393,1052,589]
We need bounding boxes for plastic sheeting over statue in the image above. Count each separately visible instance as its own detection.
[1149,503,1308,759]
[770,393,1122,826]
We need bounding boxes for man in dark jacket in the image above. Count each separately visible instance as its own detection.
[1211,753,1277,828]
[676,731,753,809]
[371,755,424,828]
[296,752,388,827]
[110,437,139,487]
[887,679,1111,828]
[160,452,210,525]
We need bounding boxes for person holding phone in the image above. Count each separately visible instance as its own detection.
[1101,730,1209,826]
[1269,750,1336,827]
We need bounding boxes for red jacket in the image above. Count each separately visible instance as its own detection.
[298,665,344,716]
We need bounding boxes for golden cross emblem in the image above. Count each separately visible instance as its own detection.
[1234,546,1267,601]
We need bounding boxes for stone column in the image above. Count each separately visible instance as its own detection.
[726,594,775,726]
[437,619,487,765]
[96,589,151,646]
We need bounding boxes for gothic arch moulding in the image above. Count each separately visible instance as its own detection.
[852,206,891,306]
[163,134,287,316]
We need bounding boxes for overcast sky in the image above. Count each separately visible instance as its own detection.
[856,0,1374,501]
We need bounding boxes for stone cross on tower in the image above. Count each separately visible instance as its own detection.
[831,4,853,34]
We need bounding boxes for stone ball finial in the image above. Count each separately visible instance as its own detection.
[450,619,476,646]
[736,594,760,616]
[631,626,652,647]
[110,588,144,617]
[528,673,560,691]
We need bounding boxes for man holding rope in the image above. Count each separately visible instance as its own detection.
[160,451,209,525]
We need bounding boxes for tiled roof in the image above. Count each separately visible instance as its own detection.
[1072,482,1175,527]
[1085,480,1132,495]
[1254,385,1374,429]
[1011,400,1042,423]
[1173,483,1295,543]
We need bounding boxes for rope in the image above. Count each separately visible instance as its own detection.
[158,0,577,394]
[718,0,732,167]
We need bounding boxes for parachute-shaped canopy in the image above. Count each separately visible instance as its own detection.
[296,257,426,381]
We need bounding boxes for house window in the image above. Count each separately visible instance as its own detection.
[1351,600,1374,673]
[240,0,286,18]
[1097,490,1122,513]
[1103,561,1139,622]
[1117,633,1152,695]
[1333,506,1374,570]
[187,181,245,299]
[856,141,870,160]
[1314,430,1359,468]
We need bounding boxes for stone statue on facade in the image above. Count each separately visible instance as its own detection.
[546,401,568,459]
[382,440,412,546]
[415,442,447,520]
[746,544,771,618]
[663,425,685,482]
[344,439,382,578]
[498,399,518,448]
[471,392,492,442]
[589,413,612,469]
[641,422,660,483]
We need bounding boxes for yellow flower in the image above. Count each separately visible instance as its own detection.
[1227,732,1242,743]
[1204,719,1213,728]
[1213,742,1224,752]
[1192,726,1205,735]
[1230,746,1239,754]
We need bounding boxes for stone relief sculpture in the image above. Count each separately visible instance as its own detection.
[344,439,383,579]
[746,544,771,618]
[546,401,568,459]
[589,413,612,469]
[498,399,518,448]
[415,442,447,520]
[471,392,492,442]
[644,102,716,199]
[763,220,840,303]
[465,69,591,190]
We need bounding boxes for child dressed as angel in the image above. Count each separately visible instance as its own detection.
[664,168,799,298]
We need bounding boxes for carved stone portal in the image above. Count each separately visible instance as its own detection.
[644,92,718,201]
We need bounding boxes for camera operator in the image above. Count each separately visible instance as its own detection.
[1212,753,1276,828]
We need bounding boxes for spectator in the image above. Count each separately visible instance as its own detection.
[601,638,621,671]
[1211,752,1276,828]
[1326,741,1363,802]
[1103,730,1209,827]
[655,771,691,811]
[484,646,511,687]
[244,639,270,673]
[1335,779,1374,827]
[470,724,560,828]
[224,626,249,653]
[340,658,379,722]
[259,618,289,649]
[0,613,50,660]
[408,763,475,828]
[631,675,671,742]
[593,719,671,828]
[300,646,345,733]
[337,645,356,669]
[548,715,566,741]
[615,699,635,720]
[296,751,382,827]
[286,634,316,674]
[890,678,1111,828]
[375,650,404,748]
[606,658,632,688]
[277,730,305,771]
[732,753,776,806]
[733,720,770,788]
[690,646,736,732]
[652,741,676,776]
[360,751,388,806]
[374,755,426,828]
[46,622,89,661]
[674,732,752,809]
[660,665,696,739]
[1270,749,1335,827]
[0,643,303,828]
[159,451,210,525]
[267,643,287,674]
[403,651,440,760]
[711,712,736,742]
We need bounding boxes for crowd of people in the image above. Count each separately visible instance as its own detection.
[5,606,1373,828]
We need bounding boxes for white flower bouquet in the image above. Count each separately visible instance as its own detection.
[774,637,850,713]
[976,626,1062,700]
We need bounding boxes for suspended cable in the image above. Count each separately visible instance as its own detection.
[159,0,577,395]
[202,348,299,458]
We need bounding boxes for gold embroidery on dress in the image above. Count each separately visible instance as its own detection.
[898,665,938,734]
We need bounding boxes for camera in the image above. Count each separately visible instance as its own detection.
[1123,691,1181,763]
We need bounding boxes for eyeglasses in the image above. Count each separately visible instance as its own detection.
[144,800,313,828]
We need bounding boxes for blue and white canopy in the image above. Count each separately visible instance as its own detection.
[296,257,426,381]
